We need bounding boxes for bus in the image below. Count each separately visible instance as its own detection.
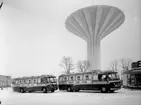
[12,75,58,93]
[58,70,121,93]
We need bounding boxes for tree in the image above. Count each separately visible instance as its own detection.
[77,60,89,72]
[119,58,132,72]
[59,56,75,74]
[108,60,119,72]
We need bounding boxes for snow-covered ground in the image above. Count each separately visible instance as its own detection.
[0,88,141,105]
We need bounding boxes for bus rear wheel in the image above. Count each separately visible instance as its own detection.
[67,87,72,92]
[42,87,47,93]
[101,87,108,93]
[20,88,24,93]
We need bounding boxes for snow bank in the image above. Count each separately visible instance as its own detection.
[0,88,141,105]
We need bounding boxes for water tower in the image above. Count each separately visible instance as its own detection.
[65,5,125,70]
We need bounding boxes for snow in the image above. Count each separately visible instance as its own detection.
[0,88,141,105]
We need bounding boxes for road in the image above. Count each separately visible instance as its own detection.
[0,88,141,105]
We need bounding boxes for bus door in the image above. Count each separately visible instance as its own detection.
[41,77,48,85]
[130,74,135,86]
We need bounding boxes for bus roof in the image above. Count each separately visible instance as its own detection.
[123,67,141,74]
[13,75,56,80]
[59,70,117,77]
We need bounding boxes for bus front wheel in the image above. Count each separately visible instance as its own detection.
[42,87,47,93]
[101,87,108,93]
[67,87,72,92]
[20,88,24,93]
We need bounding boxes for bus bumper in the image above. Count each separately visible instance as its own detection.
[110,87,120,90]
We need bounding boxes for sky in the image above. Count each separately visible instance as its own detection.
[0,0,140,78]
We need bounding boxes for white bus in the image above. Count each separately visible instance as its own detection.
[12,75,58,93]
[58,70,121,93]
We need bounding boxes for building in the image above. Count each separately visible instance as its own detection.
[122,61,141,89]
[0,75,12,89]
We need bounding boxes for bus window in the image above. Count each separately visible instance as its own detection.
[19,80,22,83]
[108,73,119,80]
[33,79,37,83]
[77,76,80,80]
[49,77,56,83]
[69,76,73,81]
[101,75,106,81]
[98,75,102,81]
[93,74,98,80]
[12,81,15,84]
[37,78,40,83]
[23,80,26,83]
[47,78,50,83]
[41,78,46,83]
[85,75,89,80]
[29,80,31,83]
[15,80,18,84]
[64,77,67,82]
[71,77,73,81]
[59,77,62,82]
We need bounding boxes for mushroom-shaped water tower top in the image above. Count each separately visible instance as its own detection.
[65,5,125,70]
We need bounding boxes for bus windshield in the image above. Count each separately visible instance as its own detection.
[49,77,56,83]
[108,73,120,80]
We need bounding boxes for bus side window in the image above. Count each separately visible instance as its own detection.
[64,77,67,82]
[33,79,37,83]
[47,78,50,83]
[24,80,26,83]
[102,75,106,81]
[77,76,80,80]
[38,78,41,83]
[15,80,18,84]
[93,74,98,80]
[31,79,34,83]
[41,78,44,83]
[85,75,89,80]
[21,80,24,84]
[98,75,102,81]
[41,78,46,83]
[70,76,73,81]
[19,80,22,84]
[12,81,15,84]
[26,80,29,84]
[17,80,20,84]
[29,80,31,83]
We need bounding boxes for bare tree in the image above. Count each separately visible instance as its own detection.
[59,56,75,74]
[77,60,83,72]
[89,70,102,73]
[108,60,119,72]
[119,58,132,72]
[77,60,89,72]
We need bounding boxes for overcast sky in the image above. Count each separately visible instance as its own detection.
[0,0,140,78]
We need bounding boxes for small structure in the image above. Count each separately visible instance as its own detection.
[0,75,11,89]
[122,61,141,89]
